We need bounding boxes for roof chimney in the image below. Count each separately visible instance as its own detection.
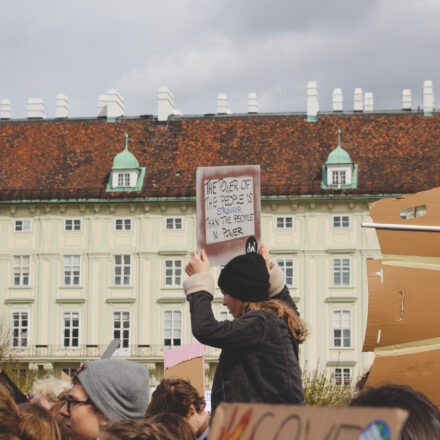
[332,88,343,112]
[106,89,125,118]
[353,88,363,112]
[217,93,231,114]
[423,80,434,116]
[97,94,108,117]
[402,89,412,110]
[248,93,258,113]
[158,86,175,121]
[27,98,45,119]
[364,92,374,112]
[306,81,319,122]
[55,93,69,118]
[0,99,11,119]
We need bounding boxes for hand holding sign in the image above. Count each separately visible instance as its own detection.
[258,243,270,272]
[185,250,210,276]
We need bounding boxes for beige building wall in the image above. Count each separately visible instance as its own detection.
[0,197,380,388]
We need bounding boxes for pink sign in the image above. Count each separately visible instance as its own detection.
[164,341,205,371]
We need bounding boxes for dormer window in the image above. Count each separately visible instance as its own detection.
[322,130,358,190]
[107,134,146,192]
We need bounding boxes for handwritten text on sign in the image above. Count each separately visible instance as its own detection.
[204,176,254,244]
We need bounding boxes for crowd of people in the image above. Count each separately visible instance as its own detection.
[0,246,439,439]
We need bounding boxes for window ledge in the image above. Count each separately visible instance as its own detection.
[329,286,354,290]
[9,286,33,290]
[156,297,186,304]
[326,360,357,367]
[59,286,83,289]
[158,250,187,256]
[330,347,354,351]
[56,298,86,304]
[326,249,356,254]
[162,286,183,290]
[269,249,299,255]
[4,298,35,304]
[106,298,136,304]
[109,286,134,289]
[325,296,356,303]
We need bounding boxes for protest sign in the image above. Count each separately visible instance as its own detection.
[209,402,407,440]
[362,187,440,408]
[164,341,205,396]
[196,165,261,266]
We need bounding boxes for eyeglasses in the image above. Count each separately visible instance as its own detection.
[65,394,93,414]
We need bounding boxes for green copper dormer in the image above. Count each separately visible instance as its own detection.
[322,130,358,189]
[106,134,146,192]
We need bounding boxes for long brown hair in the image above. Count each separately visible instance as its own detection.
[238,299,309,343]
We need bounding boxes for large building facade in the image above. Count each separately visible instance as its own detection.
[1,89,439,391]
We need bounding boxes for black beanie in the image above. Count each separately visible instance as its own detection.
[218,253,270,302]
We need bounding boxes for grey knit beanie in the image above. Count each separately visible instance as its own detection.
[76,359,149,421]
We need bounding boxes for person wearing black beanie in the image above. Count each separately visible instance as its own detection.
[184,245,308,414]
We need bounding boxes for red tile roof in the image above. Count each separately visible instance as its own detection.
[1,112,439,201]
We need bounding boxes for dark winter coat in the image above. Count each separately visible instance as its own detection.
[187,290,305,414]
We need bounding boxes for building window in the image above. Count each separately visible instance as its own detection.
[334,367,352,386]
[114,255,131,286]
[166,217,183,230]
[277,259,295,287]
[115,219,131,231]
[218,309,232,321]
[13,256,30,286]
[65,219,81,231]
[14,220,31,232]
[332,310,352,348]
[62,368,78,378]
[163,311,182,348]
[333,215,350,228]
[165,260,182,287]
[62,311,80,348]
[113,312,130,353]
[64,256,81,286]
[333,258,351,286]
[276,216,294,229]
[332,170,346,185]
[11,311,29,348]
[117,173,131,187]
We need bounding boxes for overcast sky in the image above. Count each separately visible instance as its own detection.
[1,0,439,118]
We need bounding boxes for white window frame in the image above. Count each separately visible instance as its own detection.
[115,218,132,231]
[13,256,31,287]
[117,172,131,187]
[218,309,232,321]
[332,310,352,349]
[63,255,81,286]
[334,367,352,386]
[327,165,352,186]
[164,259,183,288]
[112,311,131,356]
[333,258,351,287]
[10,311,29,349]
[65,219,81,231]
[114,255,131,286]
[277,258,295,287]
[165,217,183,230]
[62,310,80,349]
[275,216,294,229]
[14,219,32,232]
[332,215,350,229]
[163,310,182,348]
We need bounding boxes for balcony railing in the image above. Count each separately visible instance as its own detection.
[9,344,221,360]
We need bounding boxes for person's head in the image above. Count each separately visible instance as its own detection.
[19,402,62,440]
[98,419,174,440]
[349,384,440,439]
[145,378,206,435]
[145,413,196,440]
[30,376,71,409]
[60,359,150,440]
[218,253,270,317]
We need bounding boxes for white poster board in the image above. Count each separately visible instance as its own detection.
[196,165,261,266]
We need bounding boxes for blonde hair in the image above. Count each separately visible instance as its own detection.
[30,377,71,403]
[238,299,309,343]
